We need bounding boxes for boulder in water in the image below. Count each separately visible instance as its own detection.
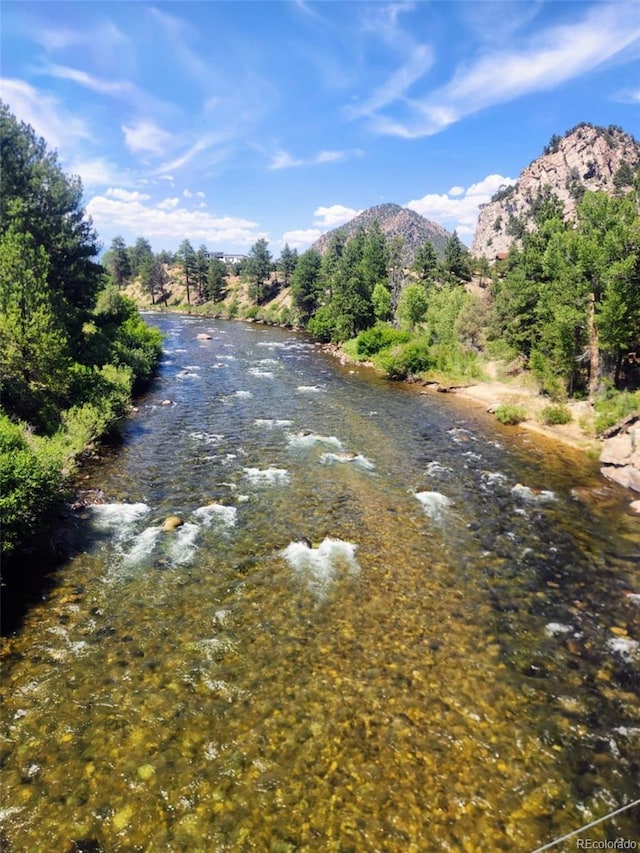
[162,515,184,531]
[196,333,212,340]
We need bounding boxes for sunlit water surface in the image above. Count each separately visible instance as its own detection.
[2,315,639,852]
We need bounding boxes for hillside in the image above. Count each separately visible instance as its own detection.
[311,203,451,267]
[472,123,640,258]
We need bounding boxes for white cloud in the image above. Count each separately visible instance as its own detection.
[358,4,640,138]
[183,189,193,197]
[157,197,180,210]
[406,173,515,241]
[67,157,127,188]
[122,120,173,156]
[279,228,324,250]
[313,204,362,228]
[268,148,362,170]
[86,193,265,250]
[0,77,91,151]
[106,187,151,202]
[196,191,206,198]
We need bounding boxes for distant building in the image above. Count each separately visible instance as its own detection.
[224,253,248,265]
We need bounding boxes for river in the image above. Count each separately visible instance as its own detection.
[1,314,639,852]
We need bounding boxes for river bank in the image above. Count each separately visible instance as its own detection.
[323,341,640,511]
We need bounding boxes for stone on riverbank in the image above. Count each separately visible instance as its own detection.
[599,416,640,494]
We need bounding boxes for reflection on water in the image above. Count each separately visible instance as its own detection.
[1,315,639,852]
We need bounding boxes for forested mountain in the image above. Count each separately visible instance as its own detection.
[311,204,451,267]
[0,105,163,560]
[472,123,640,258]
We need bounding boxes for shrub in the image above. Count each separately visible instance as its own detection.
[377,339,434,380]
[540,404,572,425]
[0,415,63,558]
[355,324,410,357]
[594,390,640,435]
[494,404,527,425]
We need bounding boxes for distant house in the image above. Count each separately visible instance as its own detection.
[224,253,248,265]
[494,252,509,262]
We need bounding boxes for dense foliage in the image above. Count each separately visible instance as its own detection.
[0,106,163,559]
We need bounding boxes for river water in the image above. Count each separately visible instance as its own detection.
[2,314,639,852]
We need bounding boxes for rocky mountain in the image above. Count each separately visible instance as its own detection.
[311,203,452,267]
[472,124,640,259]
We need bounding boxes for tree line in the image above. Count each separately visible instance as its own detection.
[0,105,163,561]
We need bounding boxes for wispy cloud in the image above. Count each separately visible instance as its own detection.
[148,6,211,84]
[346,43,433,120]
[40,64,132,96]
[0,77,91,151]
[268,148,363,170]
[406,174,515,240]
[155,136,228,174]
[358,3,640,138]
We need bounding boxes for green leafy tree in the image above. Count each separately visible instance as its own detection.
[0,228,70,430]
[371,282,392,322]
[398,283,428,330]
[246,238,273,304]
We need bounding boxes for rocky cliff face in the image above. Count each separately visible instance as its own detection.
[472,124,640,259]
[311,203,451,267]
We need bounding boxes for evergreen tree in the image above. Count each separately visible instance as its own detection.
[246,238,272,304]
[128,237,153,280]
[106,236,131,290]
[194,244,210,302]
[0,104,103,352]
[278,244,298,287]
[177,239,196,305]
[443,231,471,281]
[206,257,229,302]
[291,249,322,322]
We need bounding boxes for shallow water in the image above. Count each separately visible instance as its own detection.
[2,315,639,852]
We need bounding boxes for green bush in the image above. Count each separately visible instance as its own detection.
[377,339,434,380]
[594,390,640,435]
[355,324,411,357]
[540,404,572,425]
[0,415,63,557]
[494,404,528,425]
[307,305,338,342]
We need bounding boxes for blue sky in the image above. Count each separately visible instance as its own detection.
[2,1,639,254]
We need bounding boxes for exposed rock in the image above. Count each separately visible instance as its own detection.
[162,516,184,531]
[630,501,640,514]
[196,333,212,340]
[600,433,634,466]
[310,203,452,267]
[472,124,640,259]
[161,399,173,406]
[599,413,640,493]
